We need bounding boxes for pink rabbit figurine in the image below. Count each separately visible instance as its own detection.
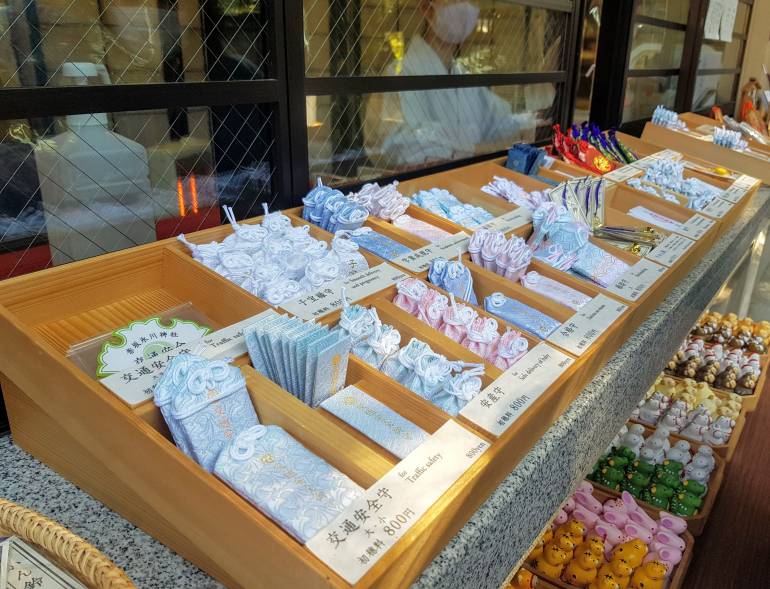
[654,530,686,553]
[563,496,576,513]
[572,505,600,530]
[601,508,628,528]
[657,512,687,535]
[574,490,604,515]
[648,546,682,573]
[553,508,569,526]
[622,492,659,533]
[624,522,653,544]
[594,521,626,549]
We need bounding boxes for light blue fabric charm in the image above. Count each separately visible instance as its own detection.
[428,254,478,305]
[381,337,430,385]
[432,364,484,416]
[214,425,363,543]
[338,227,412,261]
[154,353,259,472]
[321,386,429,459]
[484,292,561,339]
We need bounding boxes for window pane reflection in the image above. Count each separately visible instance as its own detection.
[693,74,738,110]
[307,83,558,186]
[623,76,678,122]
[0,0,269,88]
[304,0,567,78]
[629,24,685,70]
[635,0,690,24]
[699,39,743,70]
[0,105,274,278]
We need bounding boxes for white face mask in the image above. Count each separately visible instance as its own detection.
[430,1,479,45]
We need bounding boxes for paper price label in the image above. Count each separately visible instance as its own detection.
[547,295,628,356]
[101,310,274,406]
[306,421,488,584]
[675,214,715,240]
[480,207,533,234]
[631,149,682,169]
[460,343,574,437]
[604,165,642,183]
[700,197,734,219]
[645,234,695,267]
[392,232,469,272]
[606,258,667,302]
[280,263,408,321]
[723,174,757,203]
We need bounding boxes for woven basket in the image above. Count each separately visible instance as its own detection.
[0,498,136,589]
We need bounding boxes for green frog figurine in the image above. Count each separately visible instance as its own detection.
[681,479,707,497]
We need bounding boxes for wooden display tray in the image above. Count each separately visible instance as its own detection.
[664,372,759,414]
[630,408,746,464]
[0,148,759,588]
[591,425,726,536]
[641,119,770,184]
[679,112,770,156]
[0,213,604,589]
[523,487,694,589]
[663,361,767,413]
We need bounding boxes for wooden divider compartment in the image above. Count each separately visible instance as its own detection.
[679,112,770,155]
[524,486,695,589]
[642,119,770,184]
[591,426,725,536]
[0,222,609,589]
[630,408,746,464]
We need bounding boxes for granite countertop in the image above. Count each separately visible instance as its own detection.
[1,189,768,589]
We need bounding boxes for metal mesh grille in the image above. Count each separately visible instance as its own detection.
[304,0,567,77]
[307,83,560,186]
[0,0,269,87]
[0,104,274,278]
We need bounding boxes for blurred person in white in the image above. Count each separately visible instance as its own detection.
[371,0,537,168]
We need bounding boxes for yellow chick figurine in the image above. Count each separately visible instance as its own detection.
[629,560,667,589]
[588,573,621,589]
[611,539,648,568]
[598,558,634,589]
[534,543,570,579]
[562,549,601,587]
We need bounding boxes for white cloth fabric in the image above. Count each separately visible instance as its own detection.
[376,36,535,166]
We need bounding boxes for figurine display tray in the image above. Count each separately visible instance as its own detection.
[663,361,768,413]
[629,410,746,464]
[523,488,694,589]
[0,153,759,588]
[590,428,726,537]
[641,114,770,184]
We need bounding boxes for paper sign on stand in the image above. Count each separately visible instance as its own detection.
[392,232,469,273]
[101,310,274,406]
[645,234,695,268]
[479,208,533,234]
[606,258,667,302]
[306,421,488,584]
[460,343,574,437]
[674,214,715,241]
[630,150,682,170]
[603,166,641,184]
[700,197,734,219]
[723,175,758,203]
[547,295,628,356]
[280,263,408,321]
